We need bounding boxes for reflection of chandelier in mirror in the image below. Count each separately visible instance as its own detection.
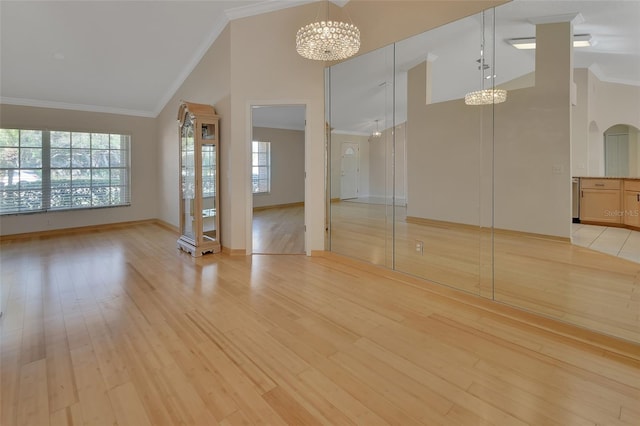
[296,1,360,61]
[371,119,382,138]
[465,10,507,106]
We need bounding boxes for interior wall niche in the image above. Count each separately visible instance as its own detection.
[604,124,640,177]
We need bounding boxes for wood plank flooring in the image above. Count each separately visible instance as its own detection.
[1,222,639,425]
[330,200,640,343]
[253,205,304,254]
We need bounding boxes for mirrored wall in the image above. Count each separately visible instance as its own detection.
[327,1,640,343]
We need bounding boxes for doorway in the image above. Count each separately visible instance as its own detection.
[604,124,640,177]
[250,105,306,254]
[340,142,359,200]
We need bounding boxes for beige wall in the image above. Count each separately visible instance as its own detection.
[572,68,640,177]
[406,22,573,238]
[0,104,157,236]
[0,0,510,246]
[572,68,590,177]
[155,26,232,244]
[368,124,407,203]
[341,0,507,58]
[589,73,640,176]
[252,127,305,208]
[158,3,328,254]
[406,61,488,226]
[229,4,326,253]
[498,21,572,238]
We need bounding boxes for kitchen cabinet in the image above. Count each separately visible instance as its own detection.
[623,179,640,228]
[579,178,621,224]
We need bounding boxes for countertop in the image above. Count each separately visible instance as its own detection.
[574,176,640,180]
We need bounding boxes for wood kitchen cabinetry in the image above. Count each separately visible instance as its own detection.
[579,178,621,224]
[623,179,640,228]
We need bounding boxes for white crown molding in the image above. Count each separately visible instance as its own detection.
[225,0,313,21]
[153,16,230,117]
[153,0,316,117]
[0,97,156,118]
[588,63,640,88]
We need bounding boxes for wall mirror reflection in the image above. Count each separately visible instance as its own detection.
[327,0,640,343]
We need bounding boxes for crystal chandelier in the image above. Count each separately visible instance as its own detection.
[465,88,507,105]
[464,10,507,106]
[296,2,360,61]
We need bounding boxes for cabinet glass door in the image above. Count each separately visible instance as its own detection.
[181,116,196,240]
[201,142,217,242]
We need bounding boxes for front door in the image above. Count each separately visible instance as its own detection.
[340,142,359,200]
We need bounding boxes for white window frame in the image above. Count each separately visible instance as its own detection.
[252,140,271,194]
[0,128,131,215]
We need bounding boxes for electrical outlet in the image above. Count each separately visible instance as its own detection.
[415,240,424,255]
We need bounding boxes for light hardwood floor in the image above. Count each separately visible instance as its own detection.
[1,222,639,425]
[330,200,640,343]
[253,205,305,254]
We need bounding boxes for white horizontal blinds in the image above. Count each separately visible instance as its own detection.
[0,129,44,214]
[109,134,131,206]
[0,128,130,215]
[50,131,73,208]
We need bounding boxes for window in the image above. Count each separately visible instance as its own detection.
[0,128,131,215]
[252,141,271,194]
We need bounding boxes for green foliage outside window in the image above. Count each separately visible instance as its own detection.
[0,128,131,215]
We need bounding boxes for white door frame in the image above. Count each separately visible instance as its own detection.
[246,101,309,255]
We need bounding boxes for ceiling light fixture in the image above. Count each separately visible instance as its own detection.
[465,11,507,106]
[296,2,360,61]
[371,119,382,138]
[507,33,592,50]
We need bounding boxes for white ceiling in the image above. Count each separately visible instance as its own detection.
[252,105,306,131]
[328,0,640,134]
[1,0,638,131]
[0,0,309,117]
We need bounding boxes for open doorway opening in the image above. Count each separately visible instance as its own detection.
[604,124,639,177]
[250,105,306,254]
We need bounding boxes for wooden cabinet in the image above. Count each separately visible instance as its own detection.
[579,178,621,224]
[177,101,221,256]
[623,180,640,228]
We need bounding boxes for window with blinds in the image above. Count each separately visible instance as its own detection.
[251,141,271,194]
[0,128,131,215]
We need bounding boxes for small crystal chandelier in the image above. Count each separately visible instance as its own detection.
[371,119,382,138]
[465,10,507,106]
[296,2,360,61]
[465,88,507,105]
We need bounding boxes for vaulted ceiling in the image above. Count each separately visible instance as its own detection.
[0,0,310,117]
[1,0,638,129]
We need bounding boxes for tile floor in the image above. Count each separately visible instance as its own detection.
[572,223,640,263]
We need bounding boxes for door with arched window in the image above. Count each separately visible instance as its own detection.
[340,142,359,200]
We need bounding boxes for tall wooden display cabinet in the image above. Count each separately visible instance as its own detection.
[177,101,220,256]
